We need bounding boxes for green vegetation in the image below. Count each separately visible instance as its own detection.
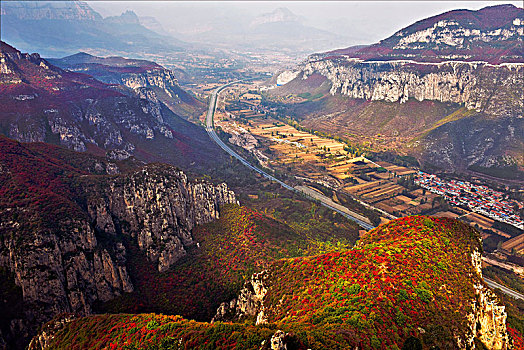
[468,164,524,181]
[97,203,357,321]
[46,314,281,350]
[258,216,482,349]
[44,216,513,350]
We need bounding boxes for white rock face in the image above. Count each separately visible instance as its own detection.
[460,251,510,350]
[300,58,523,113]
[270,330,287,350]
[212,270,269,324]
[393,18,523,49]
[276,70,300,86]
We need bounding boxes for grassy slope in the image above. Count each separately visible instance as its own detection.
[96,202,359,321]
[44,216,518,350]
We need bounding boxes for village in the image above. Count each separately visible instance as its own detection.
[207,84,524,258]
[415,171,524,231]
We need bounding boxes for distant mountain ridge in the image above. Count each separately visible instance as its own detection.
[323,4,523,64]
[173,6,349,54]
[249,7,302,28]
[47,52,203,119]
[0,1,187,57]
[271,4,524,178]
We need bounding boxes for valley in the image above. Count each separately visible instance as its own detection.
[208,78,524,286]
[212,82,523,228]
[0,2,523,350]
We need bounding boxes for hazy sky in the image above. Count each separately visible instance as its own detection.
[88,1,522,44]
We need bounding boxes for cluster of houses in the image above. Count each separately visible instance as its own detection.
[415,171,524,230]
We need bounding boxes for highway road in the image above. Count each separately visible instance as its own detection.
[205,82,374,230]
[205,81,524,299]
[484,278,524,301]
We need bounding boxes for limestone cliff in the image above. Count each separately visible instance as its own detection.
[298,58,523,116]
[213,271,269,325]
[0,138,236,348]
[86,164,236,272]
[465,251,509,350]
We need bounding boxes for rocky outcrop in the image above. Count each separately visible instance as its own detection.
[268,330,288,350]
[462,250,509,350]
[226,128,269,166]
[27,315,76,350]
[0,159,235,348]
[87,164,236,272]
[298,58,523,116]
[467,284,509,350]
[212,270,269,325]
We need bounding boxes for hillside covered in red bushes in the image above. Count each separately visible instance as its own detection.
[36,216,517,349]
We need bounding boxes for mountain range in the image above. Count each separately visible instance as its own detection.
[165,6,350,55]
[0,3,523,350]
[1,2,354,57]
[46,52,202,119]
[269,4,524,180]
[327,4,523,64]
[0,41,219,172]
[0,1,187,57]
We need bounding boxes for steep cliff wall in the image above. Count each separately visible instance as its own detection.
[85,164,236,272]
[213,217,511,349]
[272,59,524,172]
[0,138,236,348]
[299,58,523,116]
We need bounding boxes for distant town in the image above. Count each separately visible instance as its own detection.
[415,171,524,230]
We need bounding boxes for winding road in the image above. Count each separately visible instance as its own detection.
[484,278,524,301]
[205,81,524,301]
[205,82,374,230]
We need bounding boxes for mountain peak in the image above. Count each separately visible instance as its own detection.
[273,7,296,17]
[250,7,301,27]
[105,10,140,24]
[0,41,20,55]
[323,3,524,64]
[72,52,94,58]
